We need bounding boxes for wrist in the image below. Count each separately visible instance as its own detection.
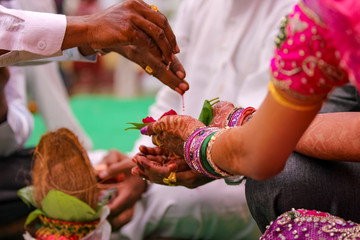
[184,127,232,179]
[62,16,90,51]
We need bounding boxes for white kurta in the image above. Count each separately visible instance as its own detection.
[119,0,297,239]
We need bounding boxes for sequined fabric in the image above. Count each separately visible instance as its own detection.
[261,209,360,239]
[35,215,99,240]
[270,2,348,100]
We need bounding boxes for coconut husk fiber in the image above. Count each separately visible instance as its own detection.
[32,128,98,211]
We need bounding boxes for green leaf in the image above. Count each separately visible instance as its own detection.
[18,186,37,208]
[198,97,219,126]
[41,190,100,222]
[25,209,45,227]
[124,122,149,131]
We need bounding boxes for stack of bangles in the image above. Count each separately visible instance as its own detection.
[183,106,256,182]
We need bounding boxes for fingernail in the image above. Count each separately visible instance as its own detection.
[140,126,148,135]
[179,82,188,91]
[175,87,183,95]
[176,71,185,79]
[99,170,108,179]
[175,45,180,53]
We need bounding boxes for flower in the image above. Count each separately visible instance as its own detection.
[125,110,177,131]
[160,109,177,118]
[142,116,156,123]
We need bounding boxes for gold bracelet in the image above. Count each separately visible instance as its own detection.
[268,81,321,111]
[206,127,231,177]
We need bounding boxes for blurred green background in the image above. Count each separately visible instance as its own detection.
[25,95,155,153]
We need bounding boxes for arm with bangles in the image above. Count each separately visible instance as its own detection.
[142,0,358,183]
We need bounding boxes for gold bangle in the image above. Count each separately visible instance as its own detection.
[268,81,321,111]
[206,127,231,177]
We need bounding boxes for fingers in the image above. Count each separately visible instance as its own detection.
[110,207,134,231]
[145,115,204,138]
[170,56,186,80]
[140,54,188,94]
[210,101,235,128]
[102,149,123,165]
[138,145,164,155]
[136,0,179,60]
[149,59,188,94]
[132,160,211,188]
[107,176,147,216]
[99,159,135,180]
[114,45,188,94]
[132,16,174,64]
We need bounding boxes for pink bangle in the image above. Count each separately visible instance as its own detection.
[226,107,256,127]
[184,127,219,174]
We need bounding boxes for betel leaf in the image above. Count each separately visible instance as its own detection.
[124,122,149,131]
[18,186,37,208]
[41,190,101,222]
[198,97,220,125]
[25,209,46,227]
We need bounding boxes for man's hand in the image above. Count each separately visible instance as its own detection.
[64,0,189,94]
[96,150,147,230]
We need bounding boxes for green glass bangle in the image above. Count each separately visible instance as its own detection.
[200,132,222,178]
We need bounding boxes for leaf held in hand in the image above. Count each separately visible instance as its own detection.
[198,97,219,125]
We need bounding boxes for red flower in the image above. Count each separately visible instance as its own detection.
[142,116,156,123]
[142,110,177,123]
[160,109,177,119]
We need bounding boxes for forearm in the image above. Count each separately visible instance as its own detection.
[0,92,7,123]
[295,112,360,161]
[211,93,321,181]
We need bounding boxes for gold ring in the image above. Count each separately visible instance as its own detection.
[150,4,159,12]
[145,65,153,75]
[153,135,162,146]
[163,172,176,186]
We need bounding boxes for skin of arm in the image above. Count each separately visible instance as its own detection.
[295,112,360,161]
[146,92,322,181]
[210,92,321,181]
[0,68,9,123]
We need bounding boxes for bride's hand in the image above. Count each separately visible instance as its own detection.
[142,115,205,157]
[209,101,235,128]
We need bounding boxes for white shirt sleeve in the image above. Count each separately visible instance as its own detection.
[0,66,33,156]
[0,5,66,66]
